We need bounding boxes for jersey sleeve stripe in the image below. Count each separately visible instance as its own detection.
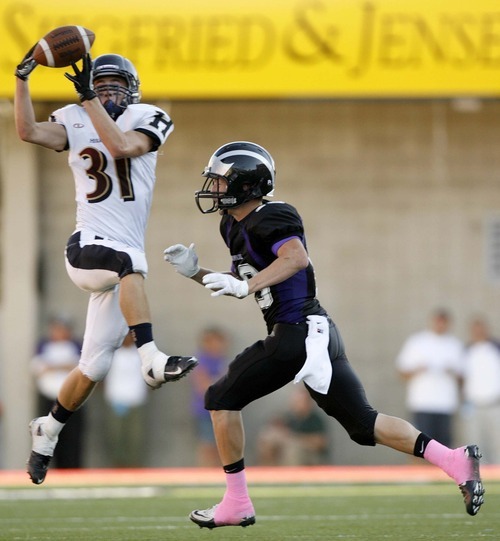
[134,128,162,152]
[271,236,301,256]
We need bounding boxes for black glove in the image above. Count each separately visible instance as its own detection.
[15,44,38,81]
[64,54,97,102]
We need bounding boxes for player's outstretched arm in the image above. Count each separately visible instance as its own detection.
[14,69,67,150]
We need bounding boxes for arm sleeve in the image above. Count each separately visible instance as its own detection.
[250,203,305,248]
[134,107,174,152]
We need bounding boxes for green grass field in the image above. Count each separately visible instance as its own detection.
[1,482,498,540]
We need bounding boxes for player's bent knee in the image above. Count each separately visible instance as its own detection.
[204,385,221,410]
[80,365,108,383]
[79,351,114,382]
[348,430,377,446]
[204,384,241,411]
[346,412,378,447]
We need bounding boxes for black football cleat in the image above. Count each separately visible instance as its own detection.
[27,417,58,485]
[458,445,485,516]
[142,351,198,389]
[163,355,198,382]
[27,450,52,485]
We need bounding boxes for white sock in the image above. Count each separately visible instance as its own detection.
[44,414,65,439]
[137,341,160,366]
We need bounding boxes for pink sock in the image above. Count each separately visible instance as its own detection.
[424,440,471,485]
[214,470,255,525]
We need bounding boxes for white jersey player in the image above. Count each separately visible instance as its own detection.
[14,51,197,484]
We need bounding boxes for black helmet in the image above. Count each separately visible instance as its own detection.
[195,141,275,214]
[91,54,140,118]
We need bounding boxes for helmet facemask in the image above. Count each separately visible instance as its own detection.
[195,175,230,214]
[93,79,132,120]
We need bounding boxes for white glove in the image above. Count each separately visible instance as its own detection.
[202,273,249,298]
[163,243,200,278]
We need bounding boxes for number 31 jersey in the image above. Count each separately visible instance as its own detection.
[50,103,174,251]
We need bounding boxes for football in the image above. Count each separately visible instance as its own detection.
[32,26,95,68]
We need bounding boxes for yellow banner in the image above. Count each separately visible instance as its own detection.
[1,0,499,100]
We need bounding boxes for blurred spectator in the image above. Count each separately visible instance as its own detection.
[0,399,3,468]
[191,327,230,467]
[31,315,85,468]
[396,308,464,447]
[103,332,149,467]
[462,317,500,464]
[257,386,330,466]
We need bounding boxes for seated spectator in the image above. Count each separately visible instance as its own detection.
[257,386,330,466]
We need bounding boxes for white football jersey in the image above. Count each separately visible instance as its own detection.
[50,103,174,250]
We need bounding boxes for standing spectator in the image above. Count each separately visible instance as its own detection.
[191,327,230,467]
[31,315,85,469]
[15,50,197,484]
[0,399,3,469]
[103,332,149,467]
[462,317,500,464]
[257,386,329,466]
[396,309,464,447]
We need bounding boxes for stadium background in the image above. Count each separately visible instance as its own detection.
[0,0,499,469]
